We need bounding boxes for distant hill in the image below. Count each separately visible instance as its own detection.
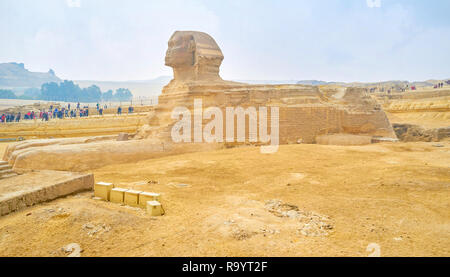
[234,79,299,85]
[296,80,329,86]
[0,62,61,89]
[296,79,449,88]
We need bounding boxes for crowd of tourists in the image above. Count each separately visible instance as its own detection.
[434,82,445,89]
[1,112,21,123]
[1,102,134,124]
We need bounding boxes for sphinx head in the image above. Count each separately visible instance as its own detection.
[165,31,224,82]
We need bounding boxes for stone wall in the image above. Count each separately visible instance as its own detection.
[0,113,147,140]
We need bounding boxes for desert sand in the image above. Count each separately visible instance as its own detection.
[0,139,448,257]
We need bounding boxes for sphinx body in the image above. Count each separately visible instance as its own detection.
[141,31,396,145]
[3,31,396,171]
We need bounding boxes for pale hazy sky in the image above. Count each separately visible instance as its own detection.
[1,0,449,82]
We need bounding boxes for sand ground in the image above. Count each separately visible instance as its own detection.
[0,140,448,257]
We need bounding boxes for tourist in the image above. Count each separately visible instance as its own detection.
[117,106,122,115]
[16,112,21,122]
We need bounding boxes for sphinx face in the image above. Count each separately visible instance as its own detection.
[165,33,195,67]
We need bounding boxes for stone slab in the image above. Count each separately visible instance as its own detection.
[110,188,128,204]
[146,200,164,216]
[94,182,114,201]
[124,190,142,207]
[139,192,161,208]
[0,170,94,216]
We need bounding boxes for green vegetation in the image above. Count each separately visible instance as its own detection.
[0,89,17,99]
[40,81,133,102]
[0,81,133,102]
[0,63,133,102]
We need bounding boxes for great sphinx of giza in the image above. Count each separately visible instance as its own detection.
[3,31,396,171]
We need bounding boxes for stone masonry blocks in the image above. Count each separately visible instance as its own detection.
[94,182,114,201]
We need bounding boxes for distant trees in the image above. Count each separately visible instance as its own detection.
[40,81,133,102]
[0,89,17,99]
[41,81,63,101]
[113,88,133,101]
[0,81,134,102]
[102,89,114,102]
[20,88,41,100]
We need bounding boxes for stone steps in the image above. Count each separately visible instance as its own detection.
[0,161,17,180]
[0,169,14,176]
[0,173,18,179]
[0,164,12,170]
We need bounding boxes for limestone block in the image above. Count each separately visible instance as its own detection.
[124,190,143,207]
[94,182,114,201]
[316,134,373,146]
[11,140,166,172]
[117,133,129,141]
[146,201,164,216]
[110,188,128,204]
[0,171,94,216]
[139,192,161,208]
